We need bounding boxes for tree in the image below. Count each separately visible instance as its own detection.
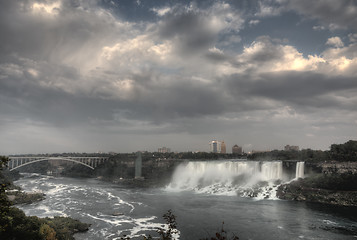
[330,140,357,161]
[0,156,11,235]
[39,224,57,240]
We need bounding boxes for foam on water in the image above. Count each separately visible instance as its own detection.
[107,192,135,213]
[84,213,180,239]
[15,175,179,239]
[22,203,68,218]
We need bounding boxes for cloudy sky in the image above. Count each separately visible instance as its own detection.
[1,0,356,154]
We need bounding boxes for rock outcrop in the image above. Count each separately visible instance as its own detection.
[277,174,357,207]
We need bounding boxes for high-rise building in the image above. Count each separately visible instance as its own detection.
[209,140,219,153]
[220,141,226,154]
[232,144,242,154]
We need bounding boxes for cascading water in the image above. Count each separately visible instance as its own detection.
[166,160,286,199]
[295,161,305,179]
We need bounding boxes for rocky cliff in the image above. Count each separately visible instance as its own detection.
[277,162,357,206]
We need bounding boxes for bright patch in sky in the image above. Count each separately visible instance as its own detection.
[32,1,60,15]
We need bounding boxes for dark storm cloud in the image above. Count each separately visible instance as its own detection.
[0,61,227,128]
[156,7,220,55]
[153,2,244,56]
[159,11,216,53]
[225,71,357,110]
[109,72,231,123]
[279,0,357,30]
[0,66,116,127]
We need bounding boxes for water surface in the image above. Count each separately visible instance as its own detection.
[15,173,357,240]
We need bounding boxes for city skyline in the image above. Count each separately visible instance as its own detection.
[0,1,356,155]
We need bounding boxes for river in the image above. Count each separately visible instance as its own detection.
[14,160,357,240]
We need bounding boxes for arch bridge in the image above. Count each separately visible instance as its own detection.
[7,156,108,171]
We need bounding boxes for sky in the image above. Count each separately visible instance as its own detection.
[0,0,357,154]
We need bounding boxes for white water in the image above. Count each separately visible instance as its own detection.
[16,174,180,239]
[166,160,289,198]
[296,161,305,179]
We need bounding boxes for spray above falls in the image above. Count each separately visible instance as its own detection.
[166,160,305,199]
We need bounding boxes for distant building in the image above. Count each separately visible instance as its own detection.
[220,141,226,154]
[232,144,242,154]
[209,140,220,153]
[284,145,299,151]
[158,147,171,153]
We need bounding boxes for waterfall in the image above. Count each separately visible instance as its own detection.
[295,162,305,179]
[166,160,284,197]
[261,162,283,181]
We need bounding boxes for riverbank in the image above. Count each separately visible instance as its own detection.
[2,206,90,240]
[6,189,45,204]
[277,173,357,207]
[1,170,90,240]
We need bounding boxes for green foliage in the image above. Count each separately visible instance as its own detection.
[155,210,178,240]
[248,140,357,162]
[0,156,11,235]
[330,140,357,161]
[200,222,239,240]
[43,216,90,240]
[0,207,44,240]
[0,156,9,170]
[39,223,57,240]
[0,206,90,240]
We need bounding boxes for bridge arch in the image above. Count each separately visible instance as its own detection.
[9,157,95,171]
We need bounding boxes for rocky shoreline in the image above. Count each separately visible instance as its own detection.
[276,172,357,207]
[7,189,46,205]
[277,180,357,206]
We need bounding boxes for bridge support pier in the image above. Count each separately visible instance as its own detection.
[135,152,143,179]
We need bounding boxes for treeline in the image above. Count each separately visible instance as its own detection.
[330,140,357,161]
[248,149,328,161]
[249,140,357,162]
